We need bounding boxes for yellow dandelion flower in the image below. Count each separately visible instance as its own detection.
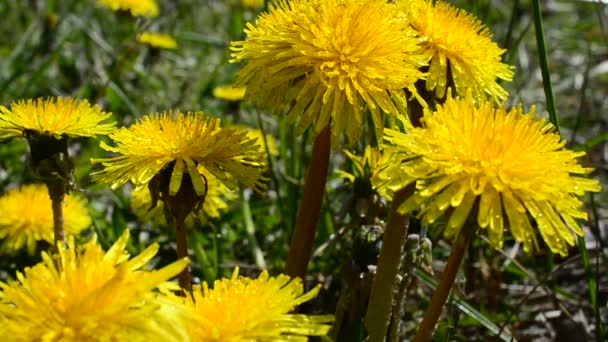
[241,0,265,8]
[131,167,237,226]
[373,93,600,256]
[0,230,190,341]
[93,112,266,203]
[212,85,247,102]
[96,0,159,17]
[0,97,114,140]
[404,0,513,102]
[0,184,91,255]
[231,0,427,147]
[233,124,280,158]
[174,267,333,341]
[336,146,391,191]
[137,32,178,50]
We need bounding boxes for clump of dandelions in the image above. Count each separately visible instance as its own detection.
[0,230,190,341]
[373,92,600,256]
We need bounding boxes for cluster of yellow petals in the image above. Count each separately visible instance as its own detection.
[374,93,600,256]
[137,32,178,50]
[337,146,395,200]
[174,268,333,341]
[96,0,159,17]
[130,168,237,227]
[93,112,267,194]
[0,230,189,341]
[231,0,427,147]
[0,97,115,140]
[0,184,91,255]
[404,0,513,102]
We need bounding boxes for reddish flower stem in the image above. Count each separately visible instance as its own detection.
[47,183,66,252]
[412,226,474,342]
[284,124,331,279]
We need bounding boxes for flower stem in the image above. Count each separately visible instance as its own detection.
[47,182,66,252]
[364,186,412,342]
[284,124,331,278]
[412,226,474,342]
[175,217,192,292]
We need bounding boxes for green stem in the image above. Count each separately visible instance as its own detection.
[241,189,267,269]
[412,226,474,342]
[531,0,559,133]
[364,186,412,342]
[48,184,65,252]
[175,217,192,292]
[284,124,331,278]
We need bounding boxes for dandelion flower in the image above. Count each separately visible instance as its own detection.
[131,168,237,226]
[96,0,159,17]
[175,268,333,341]
[0,97,114,214]
[0,184,91,255]
[212,85,247,102]
[242,0,265,9]
[373,93,600,256]
[405,0,513,102]
[235,124,280,158]
[0,230,190,341]
[0,97,114,140]
[231,0,427,147]
[93,112,266,219]
[137,32,178,50]
[337,146,395,200]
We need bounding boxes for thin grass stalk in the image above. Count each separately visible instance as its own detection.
[531,0,559,133]
[364,187,412,342]
[577,234,605,339]
[241,189,267,269]
[412,225,474,342]
[284,124,331,278]
[255,110,290,235]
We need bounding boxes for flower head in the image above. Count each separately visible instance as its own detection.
[212,85,247,102]
[174,268,333,341]
[373,93,600,256]
[94,112,266,191]
[231,0,427,147]
[337,146,395,200]
[94,112,266,221]
[96,0,159,17]
[0,97,114,140]
[0,230,190,341]
[130,168,237,227]
[0,184,91,254]
[404,0,513,102]
[137,32,178,50]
